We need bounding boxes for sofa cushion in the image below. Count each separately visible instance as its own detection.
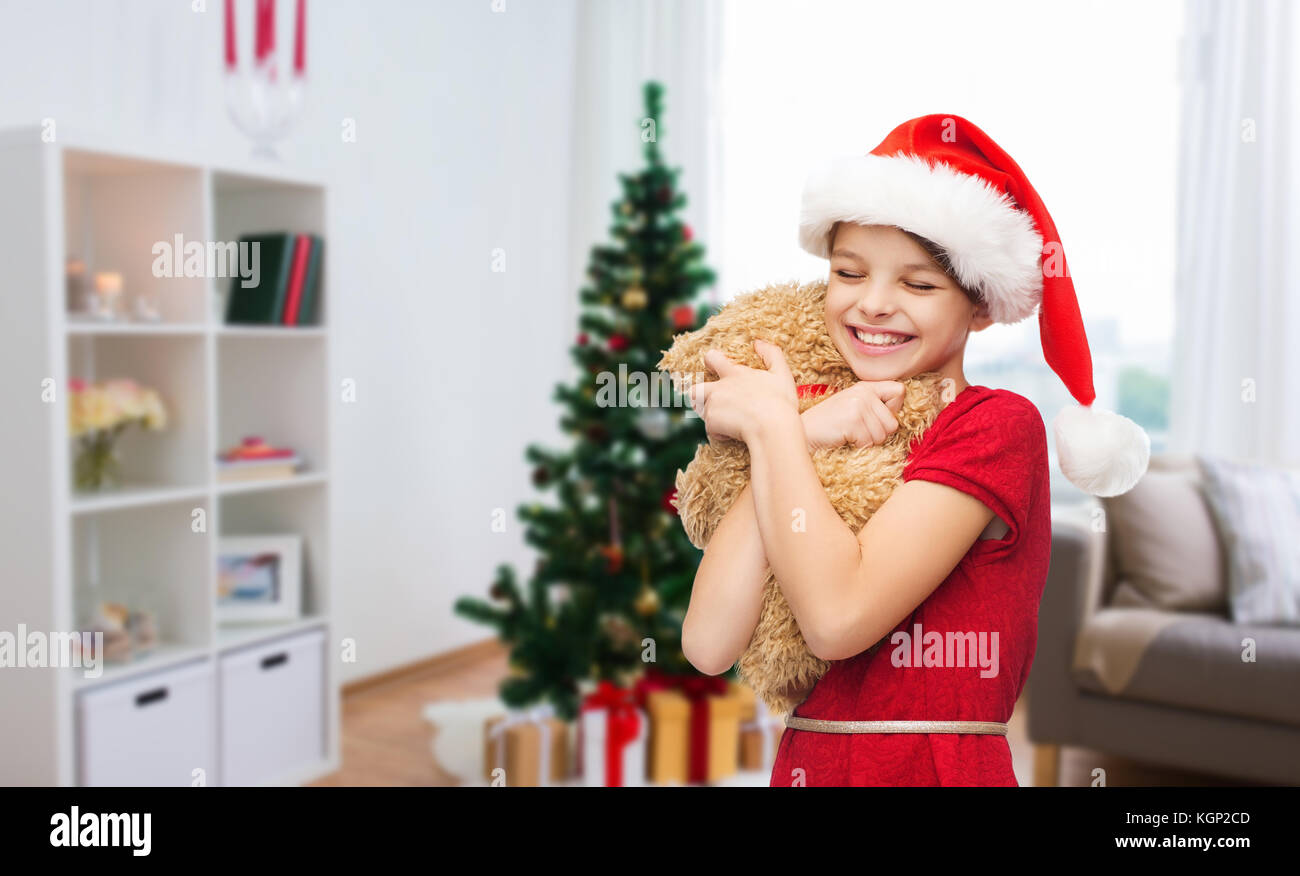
[1073,610,1300,728]
[1099,467,1228,613]
[1197,454,1300,625]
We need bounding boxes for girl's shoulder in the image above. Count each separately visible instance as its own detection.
[907,385,1048,470]
[951,385,1042,423]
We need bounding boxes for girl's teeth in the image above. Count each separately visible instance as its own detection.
[852,327,912,346]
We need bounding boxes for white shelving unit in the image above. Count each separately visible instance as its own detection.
[0,127,338,786]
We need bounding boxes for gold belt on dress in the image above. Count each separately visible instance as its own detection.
[785,716,1008,735]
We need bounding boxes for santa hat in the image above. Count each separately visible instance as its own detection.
[798,113,1149,497]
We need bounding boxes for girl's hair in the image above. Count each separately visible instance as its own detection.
[828,221,983,307]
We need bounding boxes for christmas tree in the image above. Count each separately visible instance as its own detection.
[455,81,722,721]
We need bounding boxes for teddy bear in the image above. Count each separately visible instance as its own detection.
[656,278,952,715]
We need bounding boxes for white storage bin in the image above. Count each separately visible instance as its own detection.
[77,660,216,787]
[219,627,325,786]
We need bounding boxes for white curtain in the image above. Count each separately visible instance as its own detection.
[1169,0,1300,466]
[566,0,726,331]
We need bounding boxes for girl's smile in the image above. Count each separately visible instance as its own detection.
[845,324,918,356]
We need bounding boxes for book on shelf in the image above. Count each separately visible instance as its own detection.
[224,231,324,326]
[217,456,302,483]
[281,233,311,327]
[290,234,324,326]
[217,436,302,482]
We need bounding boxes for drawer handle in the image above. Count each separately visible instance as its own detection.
[261,652,289,670]
[135,687,168,707]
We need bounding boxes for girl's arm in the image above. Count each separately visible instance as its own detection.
[681,482,768,676]
[746,410,996,662]
[679,405,870,676]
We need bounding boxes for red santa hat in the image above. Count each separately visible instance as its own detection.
[798,113,1149,497]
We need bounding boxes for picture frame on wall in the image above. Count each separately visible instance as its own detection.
[217,535,302,624]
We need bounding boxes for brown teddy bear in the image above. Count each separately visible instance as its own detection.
[657,278,951,715]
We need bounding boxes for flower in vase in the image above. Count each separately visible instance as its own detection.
[68,378,169,490]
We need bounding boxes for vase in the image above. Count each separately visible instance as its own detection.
[225,56,305,161]
[75,427,125,491]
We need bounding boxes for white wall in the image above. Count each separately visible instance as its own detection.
[0,0,585,683]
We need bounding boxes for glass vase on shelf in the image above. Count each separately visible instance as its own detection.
[73,423,127,492]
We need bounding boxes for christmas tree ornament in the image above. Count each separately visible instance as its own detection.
[634,408,669,440]
[635,585,660,616]
[532,466,550,487]
[601,614,636,647]
[608,333,629,353]
[621,286,648,310]
[598,544,624,574]
[671,304,695,330]
[577,332,588,346]
[681,224,693,242]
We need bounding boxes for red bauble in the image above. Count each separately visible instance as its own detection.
[577,332,589,346]
[671,305,694,330]
[662,486,679,517]
[681,224,693,243]
[598,544,625,574]
[608,333,629,353]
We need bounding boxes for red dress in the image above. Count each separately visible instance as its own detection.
[769,384,1051,786]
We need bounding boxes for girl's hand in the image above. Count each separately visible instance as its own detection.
[688,340,799,444]
[800,380,906,451]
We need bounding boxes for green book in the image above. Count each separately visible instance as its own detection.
[225,233,294,325]
[296,235,324,325]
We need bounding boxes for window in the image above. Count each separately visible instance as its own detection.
[715,0,1182,501]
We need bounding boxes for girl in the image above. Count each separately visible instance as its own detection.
[681,114,1149,786]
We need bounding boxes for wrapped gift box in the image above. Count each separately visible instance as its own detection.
[697,683,741,783]
[633,668,742,785]
[482,707,570,786]
[644,689,690,785]
[731,680,785,771]
[577,681,647,787]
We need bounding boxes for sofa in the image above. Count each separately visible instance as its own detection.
[1027,452,1300,786]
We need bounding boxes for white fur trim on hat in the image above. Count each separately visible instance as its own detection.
[1052,403,1151,497]
[798,153,1044,325]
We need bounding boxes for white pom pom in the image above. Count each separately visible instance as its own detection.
[1052,404,1151,497]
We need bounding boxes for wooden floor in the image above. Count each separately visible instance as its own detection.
[310,639,1258,787]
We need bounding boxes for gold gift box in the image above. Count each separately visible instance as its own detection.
[644,685,741,785]
[482,714,570,786]
[731,681,785,771]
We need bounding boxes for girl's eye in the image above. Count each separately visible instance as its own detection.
[835,270,933,290]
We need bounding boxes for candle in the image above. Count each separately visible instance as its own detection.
[293,0,305,75]
[92,272,124,320]
[93,272,123,297]
[224,0,237,69]
[254,0,270,63]
[265,0,276,59]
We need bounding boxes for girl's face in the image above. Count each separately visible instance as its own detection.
[824,222,993,386]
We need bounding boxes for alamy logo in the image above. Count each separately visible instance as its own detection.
[890,622,999,678]
[151,234,260,288]
[0,625,102,678]
[50,806,151,856]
